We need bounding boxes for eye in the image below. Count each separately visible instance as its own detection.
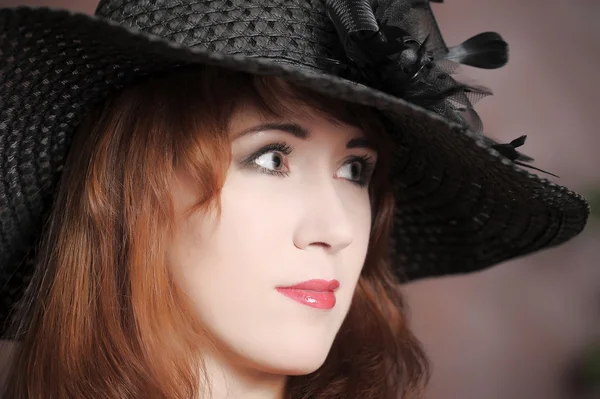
[240,142,292,177]
[336,155,376,187]
[254,152,285,172]
[337,161,363,182]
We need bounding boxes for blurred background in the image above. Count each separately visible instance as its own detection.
[1,0,599,398]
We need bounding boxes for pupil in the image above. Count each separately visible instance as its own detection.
[351,162,361,179]
[272,154,281,169]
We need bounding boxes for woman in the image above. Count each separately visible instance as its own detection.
[0,0,589,398]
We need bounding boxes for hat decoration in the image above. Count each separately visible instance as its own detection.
[325,0,554,176]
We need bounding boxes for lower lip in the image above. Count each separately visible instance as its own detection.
[276,288,336,310]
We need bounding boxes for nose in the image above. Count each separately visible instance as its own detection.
[292,179,354,253]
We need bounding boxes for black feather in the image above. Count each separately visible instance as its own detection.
[507,135,534,162]
[509,135,527,148]
[514,161,559,178]
[491,135,528,160]
[446,32,508,69]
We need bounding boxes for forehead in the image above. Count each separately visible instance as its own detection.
[228,101,367,139]
[234,76,381,134]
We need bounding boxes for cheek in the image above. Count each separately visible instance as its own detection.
[328,187,373,313]
[170,177,295,316]
[346,186,373,255]
[355,196,373,249]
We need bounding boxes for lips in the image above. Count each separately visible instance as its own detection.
[276,279,340,310]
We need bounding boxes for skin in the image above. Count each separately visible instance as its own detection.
[167,103,378,399]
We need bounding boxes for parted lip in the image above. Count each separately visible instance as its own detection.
[277,279,340,292]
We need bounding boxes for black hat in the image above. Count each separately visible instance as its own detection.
[0,0,589,332]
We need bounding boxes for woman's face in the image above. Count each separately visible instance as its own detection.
[168,103,377,376]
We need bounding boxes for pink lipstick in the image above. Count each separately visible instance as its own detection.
[276,279,340,310]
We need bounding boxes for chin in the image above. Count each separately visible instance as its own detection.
[252,340,333,376]
[282,353,329,375]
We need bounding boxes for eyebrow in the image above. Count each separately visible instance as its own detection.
[234,122,375,150]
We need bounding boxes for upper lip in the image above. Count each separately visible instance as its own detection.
[278,279,340,291]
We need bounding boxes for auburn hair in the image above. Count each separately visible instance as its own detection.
[1,65,429,398]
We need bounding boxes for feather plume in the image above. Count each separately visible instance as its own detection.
[324,0,554,176]
[445,32,508,69]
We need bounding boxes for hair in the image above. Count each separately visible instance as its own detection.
[1,65,429,398]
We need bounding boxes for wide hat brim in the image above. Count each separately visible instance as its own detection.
[0,4,589,325]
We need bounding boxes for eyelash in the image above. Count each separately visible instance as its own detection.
[241,142,293,177]
[242,142,376,187]
[344,154,376,188]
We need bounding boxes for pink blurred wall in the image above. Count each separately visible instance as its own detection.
[408,2,600,398]
[2,1,599,398]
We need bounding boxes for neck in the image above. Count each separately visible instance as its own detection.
[199,346,288,399]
